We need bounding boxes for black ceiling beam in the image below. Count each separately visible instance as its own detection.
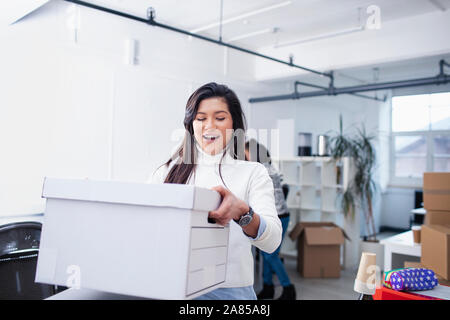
[63,0,332,79]
[294,81,386,102]
[249,60,450,103]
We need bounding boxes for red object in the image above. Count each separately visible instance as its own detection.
[373,286,443,300]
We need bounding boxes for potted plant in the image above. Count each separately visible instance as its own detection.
[329,115,356,220]
[351,126,377,241]
[329,115,377,240]
[329,115,382,269]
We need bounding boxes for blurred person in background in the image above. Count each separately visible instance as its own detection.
[245,139,296,300]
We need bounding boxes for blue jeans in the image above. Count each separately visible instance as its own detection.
[194,286,256,300]
[261,215,291,287]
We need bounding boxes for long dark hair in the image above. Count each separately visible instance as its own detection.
[162,82,247,185]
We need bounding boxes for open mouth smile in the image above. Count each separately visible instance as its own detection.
[203,134,220,141]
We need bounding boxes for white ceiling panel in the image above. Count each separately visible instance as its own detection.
[0,0,50,25]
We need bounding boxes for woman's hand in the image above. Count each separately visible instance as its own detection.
[208,185,249,226]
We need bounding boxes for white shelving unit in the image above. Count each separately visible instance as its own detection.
[273,156,352,259]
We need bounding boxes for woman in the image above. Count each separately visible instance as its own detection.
[149,82,282,300]
[245,139,296,300]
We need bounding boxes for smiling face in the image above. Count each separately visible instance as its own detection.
[193,97,234,155]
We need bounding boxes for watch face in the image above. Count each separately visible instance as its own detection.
[239,215,252,227]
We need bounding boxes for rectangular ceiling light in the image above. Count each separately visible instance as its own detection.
[274,26,364,48]
[189,0,291,34]
[228,27,275,42]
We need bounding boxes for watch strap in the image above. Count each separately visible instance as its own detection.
[237,206,254,227]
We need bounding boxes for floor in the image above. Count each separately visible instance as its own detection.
[254,231,402,300]
[276,258,360,300]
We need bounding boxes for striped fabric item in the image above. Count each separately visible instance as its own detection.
[384,268,439,291]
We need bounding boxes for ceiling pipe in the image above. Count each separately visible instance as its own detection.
[249,60,450,103]
[63,0,331,79]
[294,80,386,102]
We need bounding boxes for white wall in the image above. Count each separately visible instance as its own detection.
[249,85,386,236]
[0,1,269,217]
[250,91,380,150]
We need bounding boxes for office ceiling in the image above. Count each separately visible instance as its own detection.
[63,0,450,86]
[90,0,450,49]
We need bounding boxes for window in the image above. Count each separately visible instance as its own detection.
[391,92,450,186]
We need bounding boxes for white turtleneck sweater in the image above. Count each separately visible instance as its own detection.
[148,145,282,288]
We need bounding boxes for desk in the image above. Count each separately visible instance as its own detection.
[380,231,421,271]
[373,286,449,300]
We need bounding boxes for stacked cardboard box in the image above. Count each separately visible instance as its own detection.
[289,222,350,278]
[421,172,450,281]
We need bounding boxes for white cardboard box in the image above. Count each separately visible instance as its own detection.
[35,177,229,300]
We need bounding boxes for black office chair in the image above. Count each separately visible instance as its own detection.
[0,221,58,299]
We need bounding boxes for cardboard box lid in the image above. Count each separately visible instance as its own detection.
[423,223,450,235]
[289,222,350,244]
[304,227,345,245]
[421,224,450,280]
[41,177,221,212]
[423,172,450,191]
[425,210,450,226]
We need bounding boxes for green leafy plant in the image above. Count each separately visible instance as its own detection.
[329,115,378,241]
[329,114,352,159]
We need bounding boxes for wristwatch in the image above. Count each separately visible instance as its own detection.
[235,206,254,227]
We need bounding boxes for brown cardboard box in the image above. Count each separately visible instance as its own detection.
[420,224,450,280]
[425,210,450,226]
[404,261,450,286]
[289,222,350,278]
[423,172,450,211]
